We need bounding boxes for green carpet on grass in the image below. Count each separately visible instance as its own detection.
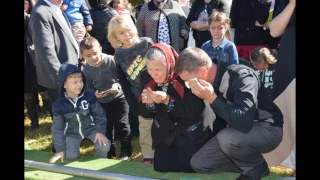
[25,150,280,180]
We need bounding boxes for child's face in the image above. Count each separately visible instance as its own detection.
[24,0,30,12]
[64,74,84,98]
[209,21,227,41]
[113,0,125,9]
[81,44,102,67]
[116,27,136,48]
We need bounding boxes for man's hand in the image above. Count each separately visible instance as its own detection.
[49,152,65,164]
[188,79,217,103]
[94,133,109,146]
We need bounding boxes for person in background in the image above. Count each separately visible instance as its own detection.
[186,0,231,48]
[61,0,93,44]
[135,0,151,19]
[249,46,277,98]
[24,0,51,131]
[88,0,118,55]
[200,11,238,87]
[136,0,189,54]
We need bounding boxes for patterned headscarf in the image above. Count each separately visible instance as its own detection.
[139,43,184,102]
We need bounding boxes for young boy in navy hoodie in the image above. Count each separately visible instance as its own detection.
[50,64,110,164]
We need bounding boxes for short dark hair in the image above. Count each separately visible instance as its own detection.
[79,37,100,54]
[174,47,212,74]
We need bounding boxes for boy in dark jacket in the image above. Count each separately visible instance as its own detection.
[50,64,110,164]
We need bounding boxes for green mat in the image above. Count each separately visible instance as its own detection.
[25,150,280,180]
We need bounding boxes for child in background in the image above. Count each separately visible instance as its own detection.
[110,0,136,23]
[201,11,238,86]
[61,0,93,44]
[50,64,110,164]
[250,46,277,98]
[81,37,132,160]
[108,15,155,164]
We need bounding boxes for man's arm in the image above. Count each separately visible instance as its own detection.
[30,11,61,85]
[269,0,295,37]
[211,73,259,133]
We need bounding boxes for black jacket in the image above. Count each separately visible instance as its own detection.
[212,64,283,133]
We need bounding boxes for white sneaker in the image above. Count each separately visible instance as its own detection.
[119,156,129,161]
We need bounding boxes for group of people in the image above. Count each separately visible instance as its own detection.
[25,0,295,179]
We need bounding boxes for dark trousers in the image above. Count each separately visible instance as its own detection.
[46,88,59,106]
[100,97,131,157]
[45,88,59,153]
[190,122,283,179]
[154,139,195,173]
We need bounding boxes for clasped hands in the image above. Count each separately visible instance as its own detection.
[141,87,170,105]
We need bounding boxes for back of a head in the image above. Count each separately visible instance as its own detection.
[250,46,277,66]
[88,0,109,9]
[174,47,212,75]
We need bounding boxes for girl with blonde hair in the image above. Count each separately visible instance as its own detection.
[108,15,155,164]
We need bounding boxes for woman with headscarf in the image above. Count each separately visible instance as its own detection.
[138,43,226,172]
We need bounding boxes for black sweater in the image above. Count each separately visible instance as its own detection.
[212,64,283,133]
[230,0,278,48]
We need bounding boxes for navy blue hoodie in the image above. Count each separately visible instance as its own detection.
[51,64,107,153]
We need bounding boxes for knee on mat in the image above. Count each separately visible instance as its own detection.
[66,153,80,161]
[94,142,111,157]
[190,155,204,172]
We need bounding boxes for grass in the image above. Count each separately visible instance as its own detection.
[24,103,295,178]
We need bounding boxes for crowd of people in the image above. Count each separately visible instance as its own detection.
[24,0,295,179]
